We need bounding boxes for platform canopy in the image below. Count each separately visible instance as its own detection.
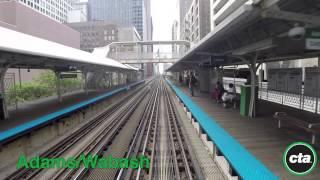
[0,26,134,72]
[168,0,320,71]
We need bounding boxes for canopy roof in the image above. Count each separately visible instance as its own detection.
[168,0,320,71]
[0,27,133,71]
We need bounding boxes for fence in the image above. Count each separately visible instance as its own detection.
[222,77,320,114]
[4,73,17,109]
[4,72,83,110]
[258,82,320,114]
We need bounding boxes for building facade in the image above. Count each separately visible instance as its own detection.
[0,0,80,48]
[210,0,249,30]
[9,0,74,23]
[172,20,179,53]
[184,0,211,46]
[178,0,193,40]
[88,0,152,40]
[142,0,152,41]
[0,0,80,83]
[68,0,88,23]
[68,21,141,52]
[118,27,141,42]
[68,21,118,52]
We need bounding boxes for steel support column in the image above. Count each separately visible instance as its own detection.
[217,66,224,83]
[55,71,62,102]
[247,53,261,118]
[83,71,88,95]
[232,53,260,118]
[0,67,9,119]
[117,71,120,86]
[110,73,113,87]
[199,68,210,93]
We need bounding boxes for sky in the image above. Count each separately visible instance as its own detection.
[151,0,178,73]
[151,0,179,41]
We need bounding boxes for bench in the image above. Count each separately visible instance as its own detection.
[273,112,320,144]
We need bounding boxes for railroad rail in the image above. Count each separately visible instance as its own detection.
[6,77,209,180]
[116,78,202,180]
[6,80,152,180]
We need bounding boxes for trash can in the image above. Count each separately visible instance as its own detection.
[240,85,251,116]
[240,85,258,116]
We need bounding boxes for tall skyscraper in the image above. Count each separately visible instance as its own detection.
[184,0,210,46]
[179,0,193,40]
[88,0,152,40]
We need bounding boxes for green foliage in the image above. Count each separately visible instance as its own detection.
[34,70,56,88]
[7,70,82,106]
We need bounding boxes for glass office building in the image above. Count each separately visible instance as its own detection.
[88,0,150,40]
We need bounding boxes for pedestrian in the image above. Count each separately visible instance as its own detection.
[179,74,183,85]
[189,73,196,96]
[186,74,190,87]
[222,83,236,107]
[212,81,224,103]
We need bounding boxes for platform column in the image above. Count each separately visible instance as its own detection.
[83,71,89,95]
[217,66,223,83]
[199,67,210,93]
[232,54,260,118]
[110,73,113,87]
[55,71,62,102]
[247,54,261,118]
[117,71,120,86]
[110,72,113,87]
[0,67,9,119]
[129,72,132,83]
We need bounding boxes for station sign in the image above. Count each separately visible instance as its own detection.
[306,28,320,50]
[60,73,78,79]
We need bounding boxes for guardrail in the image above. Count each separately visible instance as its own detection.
[222,78,320,114]
[258,82,320,114]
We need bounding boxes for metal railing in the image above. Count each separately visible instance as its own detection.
[108,52,184,62]
[222,78,320,114]
[258,82,320,114]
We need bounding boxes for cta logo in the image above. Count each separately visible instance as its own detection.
[283,142,317,176]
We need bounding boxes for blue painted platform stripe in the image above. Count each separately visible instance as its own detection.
[0,81,144,142]
[166,79,278,180]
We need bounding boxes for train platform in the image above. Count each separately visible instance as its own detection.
[167,80,320,180]
[2,90,106,132]
[0,81,144,142]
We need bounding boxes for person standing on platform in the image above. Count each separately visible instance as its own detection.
[186,74,190,87]
[189,73,197,96]
[179,74,183,85]
[212,81,224,103]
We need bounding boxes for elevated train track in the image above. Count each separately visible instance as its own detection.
[6,77,222,180]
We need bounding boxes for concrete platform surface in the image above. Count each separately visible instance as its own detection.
[173,83,320,180]
[1,86,125,132]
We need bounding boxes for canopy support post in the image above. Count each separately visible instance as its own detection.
[0,67,9,120]
[247,53,261,118]
[83,71,88,95]
[55,71,62,102]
